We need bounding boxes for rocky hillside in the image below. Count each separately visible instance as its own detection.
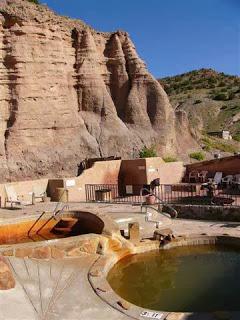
[0,0,197,181]
[159,69,240,155]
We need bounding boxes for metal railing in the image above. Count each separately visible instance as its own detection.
[27,188,70,239]
[85,183,240,207]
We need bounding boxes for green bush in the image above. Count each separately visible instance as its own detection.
[202,144,211,151]
[189,151,205,161]
[27,0,40,4]
[228,91,235,100]
[233,134,240,142]
[193,99,202,104]
[220,105,228,110]
[202,136,238,153]
[163,156,178,162]
[218,81,225,87]
[212,92,229,101]
[212,91,235,101]
[139,146,157,158]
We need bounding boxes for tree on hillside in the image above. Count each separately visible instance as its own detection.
[27,0,40,4]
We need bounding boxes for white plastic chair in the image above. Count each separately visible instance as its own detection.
[189,171,199,183]
[222,175,233,185]
[199,171,208,182]
[232,174,240,189]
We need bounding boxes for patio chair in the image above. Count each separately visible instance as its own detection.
[221,175,233,186]
[198,170,208,183]
[32,185,47,203]
[5,185,31,208]
[232,174,240,189]
[189,170,199,183]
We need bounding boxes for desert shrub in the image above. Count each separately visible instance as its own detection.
[189,151,205,161]
[230,105,239,110]
[163,156,178,162]
[202,136,238,153]
[228,91,235,100]
[139,146,157,158]
[233,134,240,142]
[212,92,229,101]
[218,81,225,87]
[27,0,40,3]
[220,105,228,110]
[193,99,202,104]
[208,77,217,84]
[202,144,211,151]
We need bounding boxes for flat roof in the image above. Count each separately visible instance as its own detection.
[186,154,240,167]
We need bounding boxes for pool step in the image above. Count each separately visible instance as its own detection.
[51,218,78,236]
[55,217,78,228]
[52,227,72,235]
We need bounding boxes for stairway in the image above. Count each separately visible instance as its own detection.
[51,218,78,236]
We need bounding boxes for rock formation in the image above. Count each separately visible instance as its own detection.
[0,0,197,181]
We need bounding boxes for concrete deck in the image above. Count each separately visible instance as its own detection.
[1,203,240,320]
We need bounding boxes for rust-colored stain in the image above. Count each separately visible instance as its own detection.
[0,219,60,245]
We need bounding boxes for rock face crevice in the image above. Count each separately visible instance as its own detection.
[0,0,197,181]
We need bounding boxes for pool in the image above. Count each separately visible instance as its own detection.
[107,244,240,312]
[0,210,105,245]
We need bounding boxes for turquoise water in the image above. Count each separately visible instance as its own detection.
[107,245,240,312]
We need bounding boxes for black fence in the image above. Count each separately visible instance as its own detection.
[85,183,240,207]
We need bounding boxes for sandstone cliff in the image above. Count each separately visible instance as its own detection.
[0,0,197,181]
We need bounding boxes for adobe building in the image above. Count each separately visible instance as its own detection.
[185,155,240,177]
[0,157,185,205]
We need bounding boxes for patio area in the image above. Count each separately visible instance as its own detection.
[85,182,240,207]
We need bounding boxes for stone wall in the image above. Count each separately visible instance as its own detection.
[0,234,106,259]
[174,204,240,222]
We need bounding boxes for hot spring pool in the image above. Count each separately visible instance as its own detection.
[107,244,240,312]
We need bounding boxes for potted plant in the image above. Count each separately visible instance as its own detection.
[146,194,156,205]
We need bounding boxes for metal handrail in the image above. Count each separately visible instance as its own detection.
[27,211,46,237]
[140,187,178,219]
[36,203,69,235]
[53,204,69,219]
[27,188,69,238]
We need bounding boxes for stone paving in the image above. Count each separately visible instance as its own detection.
[0,202,240,320]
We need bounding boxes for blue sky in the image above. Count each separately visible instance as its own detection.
[43,0,240,78]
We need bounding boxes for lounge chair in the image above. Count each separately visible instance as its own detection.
[232,174,240,189]
[222,175,233,186]
[5,185,31,208]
